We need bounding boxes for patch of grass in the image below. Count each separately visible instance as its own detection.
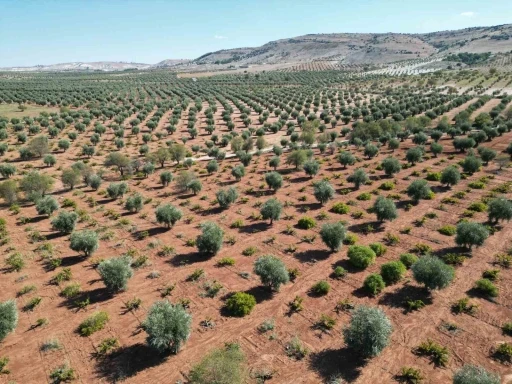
[78,311,109,336]
[437,225,456,236]
[415,339,449,367]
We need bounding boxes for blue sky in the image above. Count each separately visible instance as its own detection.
[0,0,511,67]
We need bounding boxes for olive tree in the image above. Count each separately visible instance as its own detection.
[455,221,489,249]
[343,306,392,358]
[462,155,481,175]
[104,152,130,176]
[196,222,224,256]
[381,157,401,176]
[231,164,245,181]
[338,151,355,168]
[253,255,289,291]
[260,198,282,224]
[0,164,16,178]
[106,182,128,199]
[313,180,334,205]
[144,300,191,354]
[488,197,512,223]
[440,166,460,187]
[155,204,182,228]
[0,300,18,342]
[70,230,99,257]
[20,171,54,201]
[406,179,431,203]
[36,196,59,216]
[373,196,397,222]
[406,147,423,165]
[319,222,346,252]
[0,180,18,204]
[125,193,144,213]
[61,168,81,190]
[160,171,173,187]
[51,211,78,233]
[216,187,238,209]
[453,365,500,384]
[98,256,133,292]
[347,168,368,189]
[303,159,320,178]
[411,255,454,290]
[265,172,283,192]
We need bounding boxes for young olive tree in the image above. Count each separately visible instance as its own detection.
[98,256,133,292]
[313,180,334,205]
[406,179,431,203]
[343,306,392,358]
[411,255,454,290]
[196,222,224,256]
[347,168,368,189]
[36,196,59,216]
[487,197,512,223]
[0,300,18,342]
[265,172,283,192]
[373,196,397,222]
[455,221,489,249]
[155,204,182,228]
[319,222,346,252]
[216,187,238,209]
[440,166,460,188]
[453,365,500,384]
[260,198,282,224]
[253,255,289,291]
[51,211,78,233]
[144,300,191,354]
[70,230,99,257]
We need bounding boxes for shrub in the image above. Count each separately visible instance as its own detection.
[285,336,309,360]
[196,222,224,256]
[416,339,449,367]
[426,172,441,181]
[407,179,431,203]
[343,306,392,358]
[441,166,460,187]
[313,180,334,205]
[78,311,109,336]
[265,172,283,191]
[412,256,454,290]
[348,245,376,269]
[225,292,256,317]
[51,211,78,234]
[98,256,133,292]
[0,300,18,341]
[369,242,387,257]
[49,363,76,383]
[319,222,346,252]
[5,253,24,272]
[438,225,456,236]
[189,343,247,384]
[36,196,59,216]
[453,365,500,384]
[455,221,489,249]
[468,201,487,212]
[488,197,512,223]
[381,261,406,285]
[364,274,385,296]
[396,367,424,384]
[144,300,191,353]
[474,278,498,297]
[155,204,182,228]
[297,216,316,229]
[331,202,349,214]
[333,266,347,279]
[260,198,282,224]
[253,255,289,291]
[70,230,99,257]
[357,192,371,201]
[311,280,330,296]
[216,187,238,209]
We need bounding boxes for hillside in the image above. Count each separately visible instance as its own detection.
[193,24,512,66]
[2,61,153,72]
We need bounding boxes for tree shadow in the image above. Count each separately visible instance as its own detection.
[60,254,86,267]
[378,284,433,312]
[309,347,366,382]
[218,180,237,186]
[132,226,168,239]
[290,176,311,184]
[244,285,275,304]
[293,249,332,264]
[239,222,269,234]
[347,221,385,235]
[58,287,113,310]
[294,202,322,211]
[24,215,48,224]
[168,251,209,267]
[431,185,450,194]
[44,231,68,241]
[466,287,498,303]
[94,343,168,382]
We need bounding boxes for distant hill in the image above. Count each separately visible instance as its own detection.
[2,24,511,72]
[193,24,512,66]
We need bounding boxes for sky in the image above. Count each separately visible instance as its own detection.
[0,0,511,67]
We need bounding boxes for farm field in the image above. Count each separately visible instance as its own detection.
[0,68,511,384]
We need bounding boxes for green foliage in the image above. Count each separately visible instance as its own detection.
[51,211,78,233]
[189,343,247,384]
[411,256,454,290]
[260,198,282,224]
[0,300,18,341]
[455,221,489,249]
[225,292,256,317]
[311,280,330,295]
[313,180,334,205]
[474,278,498,297]
[348,245,376,269]
[438,225,456,236]
[216,187,238,209]
[264,171,283,191]
[78,311,109,336]
[144,300,191,353]
[70,230,99,257]
[381,157,401,176]
[416,339,449,367]
[488,197,512,223]
[196,222,224,256]
[373,196,397,222]
[407,179,431,203]
[453,365,500,384]
[297,216,316,229]
[363,274,385,296]
[36,196,59,216]
[155,204,182,228]
[49,363,76,383]
[319,222,346,252]
[380,261,406,285]
[98,256,133,292]
[331,202,349,214]
[343,306,392,358]
[462,155,481,175]
[124,193,144,213]
[253,255,289,291]
[347,168,368,189]
[369,242,387,256]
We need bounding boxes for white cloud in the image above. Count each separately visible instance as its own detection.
[214,35,227,39]
[460,11,476,17]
